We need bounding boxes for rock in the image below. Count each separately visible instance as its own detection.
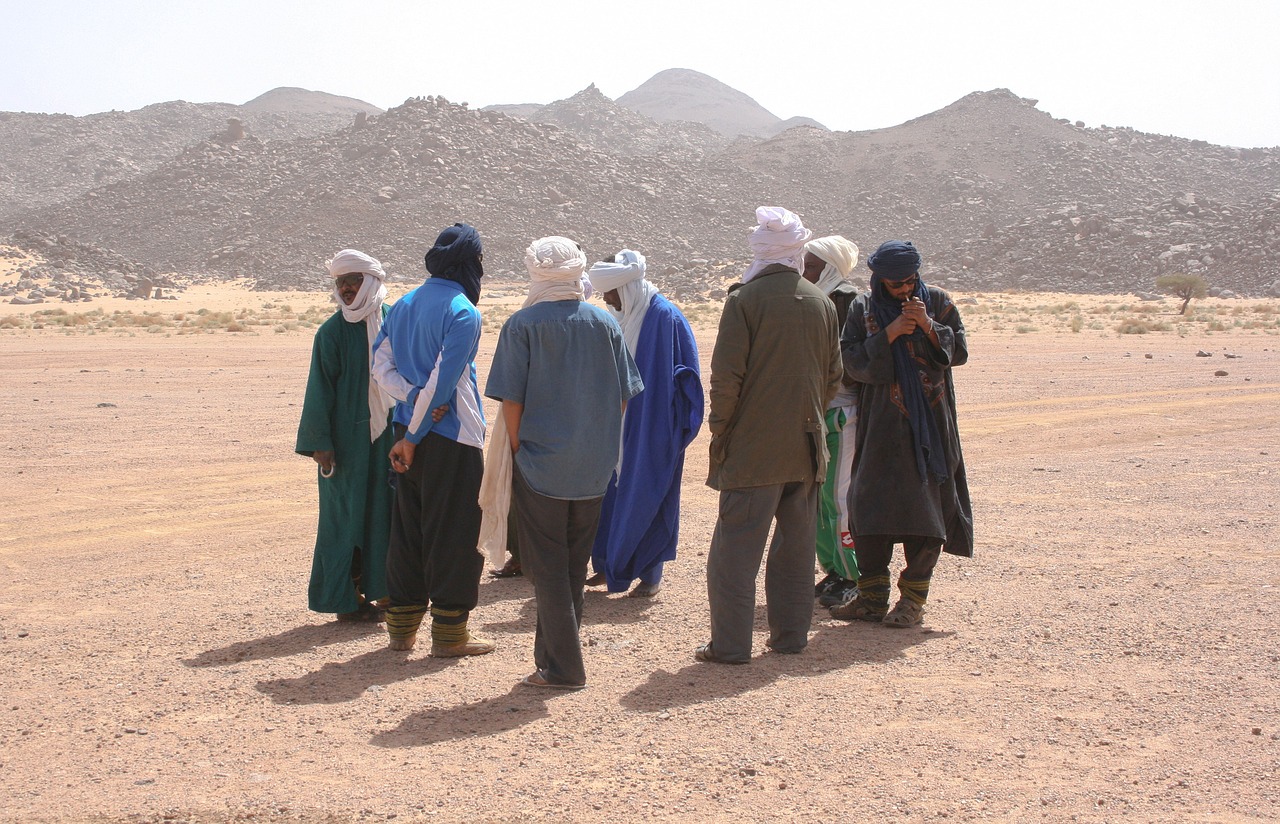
[1196,350,1212,357]
[1214,370,1229,376]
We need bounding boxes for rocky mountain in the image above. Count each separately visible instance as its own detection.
[616,68,824,138]
[7,95,769,300]
[492,84,729,158]
[0,88,382,220]
[2,79,1278,302]
[723,89,1280,293]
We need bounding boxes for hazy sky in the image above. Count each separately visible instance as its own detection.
[5,0,1278,148]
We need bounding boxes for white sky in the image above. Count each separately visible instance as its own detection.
[4,0,1278,148]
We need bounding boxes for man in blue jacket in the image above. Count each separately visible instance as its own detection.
[371,224,492,656]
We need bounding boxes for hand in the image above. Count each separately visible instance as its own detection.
[886,313,918,342]
[901,296,930,326]
[431,404,449,423]
[389,439,415,473]
[312,450,335,474]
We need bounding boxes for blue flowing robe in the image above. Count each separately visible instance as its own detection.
[591,294,704,592]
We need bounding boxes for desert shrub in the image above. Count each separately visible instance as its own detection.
[1116,317,1172,334]
[1070,314,1083,333]
[0,315,29,329]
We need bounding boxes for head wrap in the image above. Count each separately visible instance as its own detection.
[589,248,658,352]
[324,249,394,441]
[866,240,946,483]
[425,223,483,305]
[804,235,860,296]
[523,236,587,305]
[866,239,921,279]
[587,249,646,293]
[743,206,812,283]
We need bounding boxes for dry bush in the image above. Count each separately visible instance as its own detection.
[1116,317,1172,334]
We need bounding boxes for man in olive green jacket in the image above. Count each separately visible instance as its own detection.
[698,207,843,664]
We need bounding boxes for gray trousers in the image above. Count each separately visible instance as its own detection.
[706,480,818,661]
[511,465,603,686]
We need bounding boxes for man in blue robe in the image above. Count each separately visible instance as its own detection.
[585,250,704,597]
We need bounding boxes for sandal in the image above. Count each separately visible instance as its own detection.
[881,600,924,628]
[520,670,586,690]
[829,595,888,622]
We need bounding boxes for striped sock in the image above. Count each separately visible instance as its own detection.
[385,604,427,642]
[855,575,891,613]
[430,606,470,645]
[897,575,932,607]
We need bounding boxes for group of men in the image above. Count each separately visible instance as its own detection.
[294,207,973,686]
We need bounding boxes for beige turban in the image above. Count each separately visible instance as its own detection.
[804,235,860,296]
[523,236,587,304]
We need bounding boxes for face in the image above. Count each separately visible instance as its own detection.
[882,274,919,301]
[335,272,364,305]
[602,289,622,311]
[802,252,825,284]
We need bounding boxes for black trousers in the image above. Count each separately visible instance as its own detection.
[385,429,485,612]
[854,534,942,582]
[511,464,603,686]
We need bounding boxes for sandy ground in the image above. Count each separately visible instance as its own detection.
[0,285,1277,823]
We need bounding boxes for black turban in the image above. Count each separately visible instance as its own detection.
[425,223,483,305]
[866,239,921,278]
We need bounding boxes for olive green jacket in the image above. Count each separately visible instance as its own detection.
[707,264,843,490]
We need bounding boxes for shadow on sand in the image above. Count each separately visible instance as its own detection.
[255,647,459,705]
[621,622,954,712]
[370,684,556,748]
[182,620,385,668]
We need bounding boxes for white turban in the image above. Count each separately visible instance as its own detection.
[587,248,646,293]
[324,248,393,441]
[523,236,587,305]
[590,249,657,353]
[743,206,812,283]
[804,235,860,296]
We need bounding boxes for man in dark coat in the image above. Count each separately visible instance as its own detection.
[831,240,973,628]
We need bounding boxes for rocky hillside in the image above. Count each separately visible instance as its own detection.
[8,95,769,300]
[0,89,382,220]
[489,85,728,158]
[725,90,1280,293]
[2,80,1277,301]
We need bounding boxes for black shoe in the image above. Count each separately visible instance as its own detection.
[818,578,859,607]
[815,571,840,598]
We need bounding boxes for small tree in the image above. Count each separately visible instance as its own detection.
[1156,273,1209,315]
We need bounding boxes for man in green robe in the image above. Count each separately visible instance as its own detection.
[295,249,397,620]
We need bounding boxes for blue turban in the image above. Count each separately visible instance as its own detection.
[866,240,947,484]
[866,239,921,278]
[425,223,483,305]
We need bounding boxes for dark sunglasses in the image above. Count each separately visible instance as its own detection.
[883,276,918,289]
[335,273,365,288]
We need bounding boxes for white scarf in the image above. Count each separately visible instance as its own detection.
[327,249,395,441]
[804,235,860,296]
[742,206,812,283]
[477,237,587,566]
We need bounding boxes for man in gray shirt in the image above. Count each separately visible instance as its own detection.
[484,236,643,689]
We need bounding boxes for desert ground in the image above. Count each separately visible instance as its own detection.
[0,283,1277,823]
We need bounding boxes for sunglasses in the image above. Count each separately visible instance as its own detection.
[883,276,919,290]
[335,273,365,289]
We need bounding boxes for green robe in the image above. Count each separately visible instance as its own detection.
[295,309,395,613]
